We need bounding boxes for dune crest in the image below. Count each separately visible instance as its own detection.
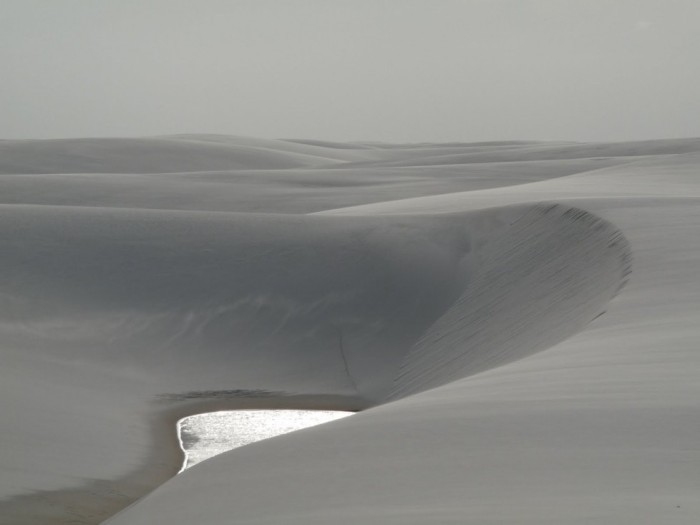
[391,204,631,399]
[0,136,346,174]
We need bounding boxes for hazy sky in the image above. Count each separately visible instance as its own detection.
[2,0,699,142]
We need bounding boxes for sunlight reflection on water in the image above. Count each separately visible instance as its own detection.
[177,410,352,471]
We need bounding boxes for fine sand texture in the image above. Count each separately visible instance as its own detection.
[0,136,698,524]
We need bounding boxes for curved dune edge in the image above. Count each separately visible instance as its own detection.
[0,199,632,525]
[101,203,633,525]
[389,203,632,400]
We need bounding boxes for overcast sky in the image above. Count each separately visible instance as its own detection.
[2,0,699,143]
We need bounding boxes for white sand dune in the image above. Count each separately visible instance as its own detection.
[0,136,698,524]
[0,157,625,213]
[335,137,700,168]
[0,136,351,174]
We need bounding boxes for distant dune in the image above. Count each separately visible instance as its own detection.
[0,136,351,174]
[0,135,698,524]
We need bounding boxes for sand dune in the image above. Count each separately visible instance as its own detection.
[342,137,700,168]
[0,156,627,213]
[0,136,348,174]
[0,136,698,524]
[390,204,631,400]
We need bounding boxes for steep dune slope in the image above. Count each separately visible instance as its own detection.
[390,204,631,400]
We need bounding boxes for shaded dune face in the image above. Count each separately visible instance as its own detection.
[389,203,632,400]
[0,203,630,405]
[0,207,470,395]
[0,201,632,524]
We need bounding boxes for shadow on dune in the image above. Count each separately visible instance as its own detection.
[0,201,631,524]
[389,203,632,400]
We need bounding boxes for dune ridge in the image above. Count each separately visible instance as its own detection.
[390,204,632,400]
[0,136,346,174]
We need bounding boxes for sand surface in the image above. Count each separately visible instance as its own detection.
[0,136,698,524]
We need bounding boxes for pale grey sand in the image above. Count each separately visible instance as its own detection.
[4,2,700,523]
[0,136,698,525]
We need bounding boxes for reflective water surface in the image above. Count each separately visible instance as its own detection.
[178,409,353,470]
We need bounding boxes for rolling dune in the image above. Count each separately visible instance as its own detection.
[390,204,631,400]
[0,136,698,524]
[0,136,347,174]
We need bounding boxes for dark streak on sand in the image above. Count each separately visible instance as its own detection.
[158,389,286,402]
